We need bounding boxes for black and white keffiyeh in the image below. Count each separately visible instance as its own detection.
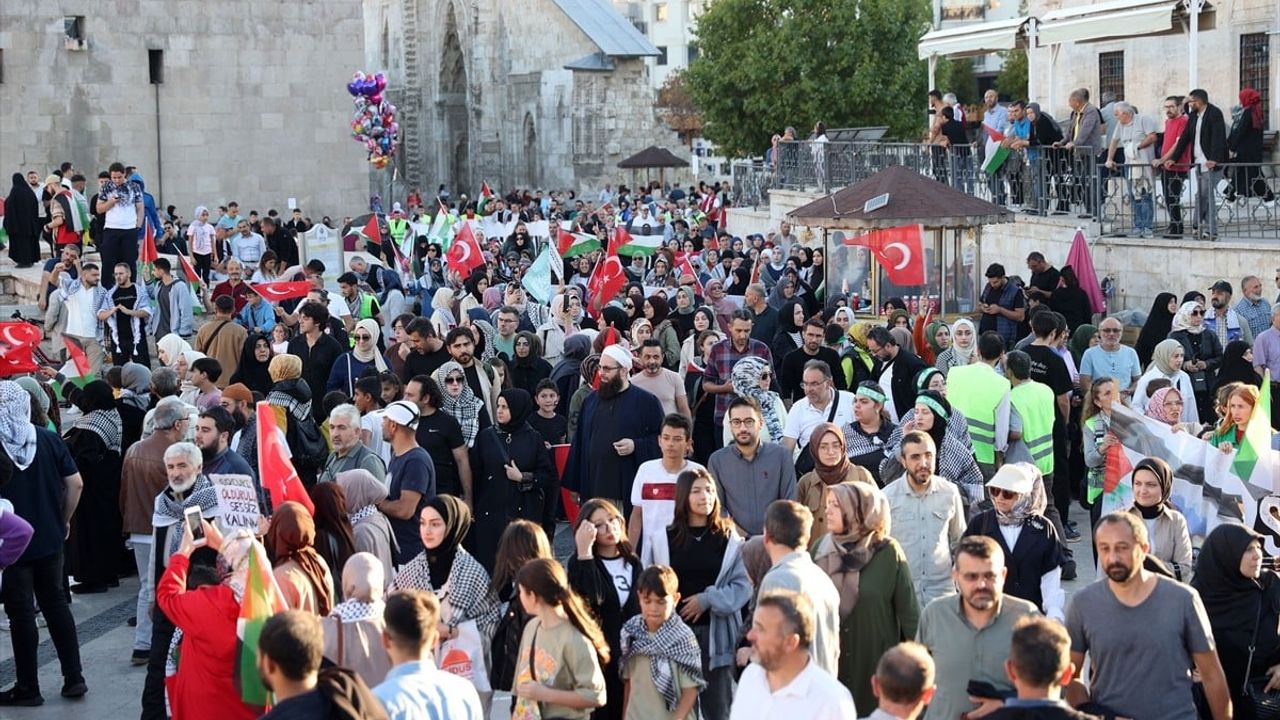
[433,361,483,447]
[152,475,222,556]
[73,408,123,453]
[620,613,705,711]
[881,406,969,457]
[348,505,377,527]
[391,546,500,639]
[330,599,381,623]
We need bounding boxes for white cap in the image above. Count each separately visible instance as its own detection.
[601,344,634,371]
[384,400,419,429]
[986,463,1036,495]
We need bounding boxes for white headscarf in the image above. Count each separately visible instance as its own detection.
[950,318,977,365]
[0,381,37,470]
[1172,301,1205,334]
[157,334,194,367]
[352,318,389,372]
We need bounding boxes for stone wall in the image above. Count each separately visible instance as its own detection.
[0,1,370,220]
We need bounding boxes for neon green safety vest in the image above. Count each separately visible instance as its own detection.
[1011,380,1056,475]
[388,218,408,245]
[946,364,1010,465]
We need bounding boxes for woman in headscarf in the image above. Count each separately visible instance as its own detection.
[918,319,949,366]
[1135,292,1179,368]
[64,380,125,593]
[266,352,310,427]
[600,303,631,337]
[844,383,896,485]
[390,494,502,693]
[934,317,976,376]
[567,354,600,439]
[812,482,917,712]
[643,294,681,369]
[1168,300,1223,423]
[156,333,194,369]
[1049,265,1094,332]
[771,299,806,373]
[322,552,393,687]
[886,308,911,333]
[1132,338,1200,422]
[1144,386,1204,436]
[335,469,397,585]
[687,330,724,466]
[1216,339,1261,394]
[537,293,580,367]
[378,270,406,342]
[309,483,356,601]
[670,285,700,342]
[459,270,489,318]
[14,376,56,432]
[728,355,787,446]
[228,332,274,396]
[550,334,592,417]
[726,265,752,296]
[1126,457,1193,581]
[470,389,558,572]
[964,463,1066,620]
[509,331,553,397]
[1227,88,1276,202]
[266,500,335,614]
[881,390,983,508]
[766,274,798,311]
[1192,522,1280,719]
[704,278,736,333]
[1068,323,1099,367]
[118,362,152,449]
[796,424,874,538]
[155,527,261,720]
[628,317,654,352]
[432,360,486,447]
[4,174,40,267]
[327,318,388,396]
[429,286,458,337]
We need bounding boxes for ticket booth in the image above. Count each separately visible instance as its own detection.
[787,166,1013,317]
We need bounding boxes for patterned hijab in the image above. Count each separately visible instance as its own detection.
[815,482,890,617]
[0,381,37,469]
[433,361,482,446]
[1145,387,1182,425]
[731,355,783,440]
[993,464,1048,528]
[1171,301,1205,334]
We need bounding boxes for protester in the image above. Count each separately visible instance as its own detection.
[373,589,485,718]
[795,423,873,538]
[256,609,388,720]
[267,501,336,614]
[619,565,705,720]
[882,431,965,608]
[984,617,1100,720]
[1126,457,1194,581]
[334,470,398,584]
[709,396,797,537]
[757,500,841,676]
[310,483,357,599]
[1132,338,1200,421]
[63,380,125,594]
[321,553,393,688]
[487,521,553,699]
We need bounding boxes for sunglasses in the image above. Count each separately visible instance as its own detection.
[353,333,372,341]
[990,488,1020,500]
[444,376,464,385]
[1190,309,1204,316]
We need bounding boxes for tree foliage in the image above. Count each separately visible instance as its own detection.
[654,71,705,144]
[684,0,932,158]
[996,49,1028,101]
[945,57,977,106]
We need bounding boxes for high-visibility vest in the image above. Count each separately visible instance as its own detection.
[1011,380,1056,475]
[947,364,1010,464]
[388,218,408,244]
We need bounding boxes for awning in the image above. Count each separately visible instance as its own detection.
[1038,0,1182,46]
[917,16,1031,60]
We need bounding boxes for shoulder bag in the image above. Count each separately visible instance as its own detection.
[1244,594,1280,720]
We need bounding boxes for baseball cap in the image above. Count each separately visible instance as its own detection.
[1210,280,1233,294]
[986,463,1037,495]
[384,400,420,429]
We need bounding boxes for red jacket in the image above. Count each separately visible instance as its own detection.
[156,554,258,720]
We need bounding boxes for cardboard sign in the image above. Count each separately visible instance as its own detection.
[209,473,262,534]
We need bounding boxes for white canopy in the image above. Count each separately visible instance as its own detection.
[1038,0,1182,46]
[917,17,1031,60]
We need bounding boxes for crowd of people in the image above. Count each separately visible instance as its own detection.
[0,160,1278,720]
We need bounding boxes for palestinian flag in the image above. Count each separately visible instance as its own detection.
[177,254,204,315]
[0,197,7,247]
[352,215,382,246]
[428,203,455,249]
[613,226,662,257]
[557,227,600,258]
[981,124,1010,176]
[476,181,495,216]
[67,189,91,236]
[235,541,288,712]
[1234,371,1279,493]
[139,223,159,283]
[59,336,93,388]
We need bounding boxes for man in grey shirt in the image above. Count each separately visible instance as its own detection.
[757,500,841,676]
[708,396,796,537]
[1065,512,1230,720]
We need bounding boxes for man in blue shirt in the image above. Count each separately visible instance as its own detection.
[374,590,483,719]
[376,401,435,559]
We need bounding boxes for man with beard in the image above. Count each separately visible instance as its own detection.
[1063,513,1229,720]
[563,344,664,513]
[443,327,499,424]
[317,404,386,485]
[400,318,450,382]
[99,262,152,366]
[141,442,222,720]
[1204,280,1252,346]
[56,257,109,378]
[630,340,692,420]
[882,431,965,609]
[708,396,796,537]
[195,407,255,478]
[916,536,1038,720]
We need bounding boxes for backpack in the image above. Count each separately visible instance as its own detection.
[284,412,327,483]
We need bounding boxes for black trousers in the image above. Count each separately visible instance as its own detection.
[99,228,139,289]
[140,606,176,720]
[1,551,83,692]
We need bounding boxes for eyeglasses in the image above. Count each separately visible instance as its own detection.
[353,333,372,341]
[989,487,1020,500]
[729,417,758,428]
[591,517,619,532]
[444,376,464,385]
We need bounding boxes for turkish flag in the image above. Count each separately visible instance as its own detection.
[674,253,704,295]
[0,321,42,377]
[256,401,315,515]
[551,444,579,524]
[585,249,626,318]
[844,224,926,286]
[251,281,312,303]
[446,222,486,276]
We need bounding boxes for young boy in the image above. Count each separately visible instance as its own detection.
[528,378,568,446]
[620,565,704,720]
[353,374,390,465]
[629,414,703,566]
[188,357,223,412]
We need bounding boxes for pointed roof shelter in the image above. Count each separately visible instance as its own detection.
[788,165,1014,229]
[617,146,690,169]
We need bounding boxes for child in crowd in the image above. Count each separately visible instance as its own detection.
[189,357,223,411]
[629,413,703,566]
[529,379,568,445]
[620,565,705,720]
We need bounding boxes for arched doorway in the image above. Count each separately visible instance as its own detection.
[439,4,469,193]
[523,113,538,187]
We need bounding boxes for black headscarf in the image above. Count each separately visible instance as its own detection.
[646,294,670,326]
[550,334,591,385]
[1216,340,1262,391]
[1135,292,1178,368]
[4,174,38,239]
[915,389,951,450]
[1192,523,1267,648]
[230,333,275,395]
[600,305,630,334]
[76,380,118,414]
[464,271,488,302]
[777,299,804,334]
[424,494,472,584]
[1130,457,1174,519]
[498,388,534,433]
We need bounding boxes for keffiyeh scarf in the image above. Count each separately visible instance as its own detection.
[620,614,705,711]
[330,599,381,623]
[348,505,377,527]
[73,408,123,454]
[433,362,483,446]
[730,356,784,441]
[152,476,221,557]
[0,381,37,470]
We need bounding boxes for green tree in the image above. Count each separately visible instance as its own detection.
[684,0,932,158]
[996,49,1028,100]
[946,57,976,106]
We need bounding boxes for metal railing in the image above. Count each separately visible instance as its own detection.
[729,139,1280,240]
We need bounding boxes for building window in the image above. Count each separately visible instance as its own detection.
[688,44,699,63]
[1098,51,1124,101]
[656,46,668,66]
[148,49,164,85]
[1241,33,1271,128]
[656,3,668,22]
[64,16,85,50]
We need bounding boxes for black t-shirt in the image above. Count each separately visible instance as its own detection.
[386,447,435,559]
[1028,267,1061,300]
[415,410,465,497]
[260,689,325,719]
[529,412,568,446]
[402,346,450,382]
[1,429,78,561]
[941,120,970,153]
[1023,344,1073,426]
[112,283,138,344]
[779,346,846,402]
[667,527,729,626]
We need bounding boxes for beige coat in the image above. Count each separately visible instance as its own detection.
[796,465,875,539]
[1129,506,1195,582]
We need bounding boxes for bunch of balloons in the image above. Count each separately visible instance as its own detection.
[348,71,399,170]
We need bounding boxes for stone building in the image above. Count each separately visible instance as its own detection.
[364,0,685,197]
[0,1,369,220]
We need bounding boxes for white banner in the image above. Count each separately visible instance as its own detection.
[209,473,262,535]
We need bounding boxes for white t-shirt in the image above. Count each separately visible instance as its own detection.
[782,390,856,448]
[600,555,633,609]
[630,458,705,566]
[1113,113,1158,163]
[361,409,391,466]
[187,222,216,255]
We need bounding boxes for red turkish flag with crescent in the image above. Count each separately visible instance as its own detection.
[446,222,486,276]
[0,321,42,377]
[844,224,926,286]
[251,282,313,303]
[256,401,315,515]
[585,248,626,318]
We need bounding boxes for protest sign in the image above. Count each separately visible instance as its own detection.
[210,474,262,534]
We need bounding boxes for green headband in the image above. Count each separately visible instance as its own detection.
[916,369,941,391]
[856,385,887,404]
[917,395,950,421]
